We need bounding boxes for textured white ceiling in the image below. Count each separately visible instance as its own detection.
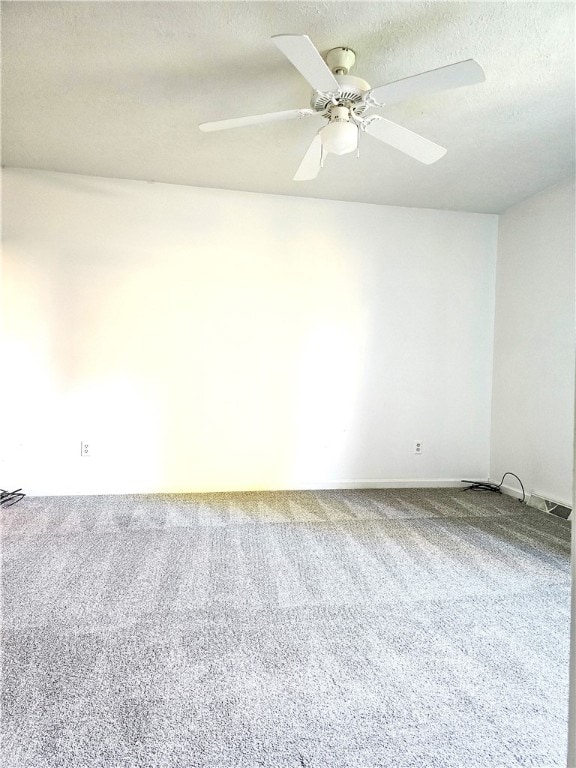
[2,1,574,213]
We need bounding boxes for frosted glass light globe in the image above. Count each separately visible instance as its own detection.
[320,120,358,156]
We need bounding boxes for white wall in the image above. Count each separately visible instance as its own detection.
[1,168,497,495]
[490,178,575,505]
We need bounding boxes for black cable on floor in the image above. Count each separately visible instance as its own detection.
[1,488,25,508]
[461,472,525,503]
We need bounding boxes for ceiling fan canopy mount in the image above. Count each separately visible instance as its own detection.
[325,46,357,75]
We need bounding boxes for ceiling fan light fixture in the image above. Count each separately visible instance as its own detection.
[320,107,358,155]
[320,121,358,155]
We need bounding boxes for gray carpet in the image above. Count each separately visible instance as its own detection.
[1,488,570,768]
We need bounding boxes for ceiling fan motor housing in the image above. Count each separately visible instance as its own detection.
[310,74,371,116]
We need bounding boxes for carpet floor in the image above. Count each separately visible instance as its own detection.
[1,488,571,768]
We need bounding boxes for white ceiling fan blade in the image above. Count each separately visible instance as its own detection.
[368,59,485,106]
[272,34,340,94]
[199,108,317,132]
[363,117,446,164]
[293,134,322,181]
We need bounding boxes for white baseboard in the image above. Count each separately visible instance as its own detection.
[499,483,526,501]
[499,482,572,510]
[25,479,482,496]
[294,479,478,491]
[526,492,572,513]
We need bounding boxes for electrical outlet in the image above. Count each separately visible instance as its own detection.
[414,441,423,455]
[80,442,91,457]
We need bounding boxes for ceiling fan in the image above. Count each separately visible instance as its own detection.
[199,35,485,181]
